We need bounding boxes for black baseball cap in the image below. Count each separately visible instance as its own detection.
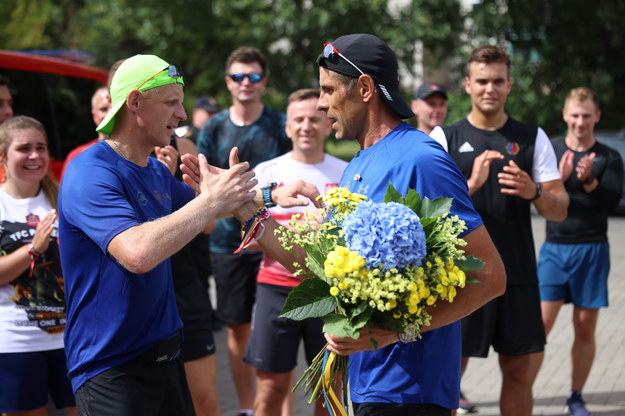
[194,96,220,113]
[316,33,413,119]
[414,82,447,100]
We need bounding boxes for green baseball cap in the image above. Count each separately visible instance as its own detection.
[96,54,185,135]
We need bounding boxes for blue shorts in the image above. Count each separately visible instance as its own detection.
[0,348,75,412]
[537,242,610,308]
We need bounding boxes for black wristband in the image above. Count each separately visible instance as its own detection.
[529,183,542,201]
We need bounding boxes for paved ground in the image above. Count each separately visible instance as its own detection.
[50,215,625,415]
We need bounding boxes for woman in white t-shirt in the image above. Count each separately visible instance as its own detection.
[0,116,76,415]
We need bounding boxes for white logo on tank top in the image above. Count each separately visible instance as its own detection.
[459,142,475,153]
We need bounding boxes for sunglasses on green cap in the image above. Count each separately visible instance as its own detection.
[137,64,183,90]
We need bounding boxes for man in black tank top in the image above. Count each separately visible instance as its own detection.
[430,46,569,416]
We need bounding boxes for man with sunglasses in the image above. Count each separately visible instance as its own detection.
[196,46,291,416]
[180,34,505,416]
[58,54,259,416]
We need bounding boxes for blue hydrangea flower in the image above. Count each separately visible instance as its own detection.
[342,200,427,270]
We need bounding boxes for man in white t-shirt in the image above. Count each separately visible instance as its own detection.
[244,88,347,416]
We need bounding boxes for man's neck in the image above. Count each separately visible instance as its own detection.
[565,133,596,152]
[467,109,508,131]
[108,128,152,167]
[360,117,402,150]
[230,101,264,127]
[417,123,433,135]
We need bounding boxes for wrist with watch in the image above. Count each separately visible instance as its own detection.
[260,182,277,208]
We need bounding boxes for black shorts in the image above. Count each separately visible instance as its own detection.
[181,327,215,362]
[211,251,262,324]
[75,333,194,416]
[175,280,216,361]
[461,285,545,357]
[352,402,451,416]
[244,283,325,373]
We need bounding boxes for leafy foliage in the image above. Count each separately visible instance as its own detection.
[2,0,622,135]
[467,0,625,135]
[0,0,462,114]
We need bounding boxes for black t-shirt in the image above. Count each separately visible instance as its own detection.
[546,138,623,244]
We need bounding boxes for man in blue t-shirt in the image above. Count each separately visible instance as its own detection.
[198,34,506,416]
[59,54,259,416]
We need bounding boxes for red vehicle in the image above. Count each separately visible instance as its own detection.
[0,50,108,180]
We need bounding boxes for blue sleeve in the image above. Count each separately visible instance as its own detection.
[169,173,195,211]
[60,165,141,254]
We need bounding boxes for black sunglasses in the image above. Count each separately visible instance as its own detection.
[229,73,264,84]
[137,64,183,89]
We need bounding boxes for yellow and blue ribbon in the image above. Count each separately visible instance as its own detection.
[321,350,347,416]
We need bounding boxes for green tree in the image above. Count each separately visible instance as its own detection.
[2,0,464,113]
[468,0,625,135]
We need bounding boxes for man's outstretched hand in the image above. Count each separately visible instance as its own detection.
[181,148,323,209]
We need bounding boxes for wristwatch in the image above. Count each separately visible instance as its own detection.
[529,183,542,201]
[261,182,277,208]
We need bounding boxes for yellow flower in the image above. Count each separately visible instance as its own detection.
[447,286,457,302]
[427,296,436,306]
[458,270,466,287]
[330,286,340,296]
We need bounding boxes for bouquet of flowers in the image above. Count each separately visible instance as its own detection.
[276,184,483,415]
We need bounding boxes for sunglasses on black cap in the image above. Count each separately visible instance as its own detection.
[229,73,264,84]
[322,42,366,76]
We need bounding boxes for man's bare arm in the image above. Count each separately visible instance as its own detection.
[108,154,256,273]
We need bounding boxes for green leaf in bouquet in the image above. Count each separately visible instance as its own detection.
[351,306,374,331]
[417,195,453,219]
[345,300,368,319]
[455,255,485,272]
[401,188,423,212]
[383,182,403,203]
[420,216,439,234]
[305,251,327,282]
[279,279,337,321]
[322,313,361,339]
[383,183,452,220]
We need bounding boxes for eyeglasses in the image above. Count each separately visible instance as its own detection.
[322,42,365,76]
[228,73,264,84]
[136,64,183,90]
